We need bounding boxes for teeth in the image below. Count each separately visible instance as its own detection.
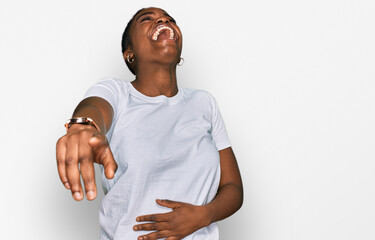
[152,25,174,41]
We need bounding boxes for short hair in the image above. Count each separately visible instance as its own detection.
[121,8,145,75]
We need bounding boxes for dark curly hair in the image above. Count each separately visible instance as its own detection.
[121,8,145,75]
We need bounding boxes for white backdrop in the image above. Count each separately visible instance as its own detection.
[1,0,374,239]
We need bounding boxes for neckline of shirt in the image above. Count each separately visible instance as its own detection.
[127,80,183,104]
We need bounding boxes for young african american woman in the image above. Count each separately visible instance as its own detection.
[56,7,243,240]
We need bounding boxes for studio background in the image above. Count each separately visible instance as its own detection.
[0,0,374,239]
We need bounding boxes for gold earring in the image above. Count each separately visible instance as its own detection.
[177,57,184,66]
[127,54,134,64]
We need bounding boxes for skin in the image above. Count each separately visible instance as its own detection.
[56,7,243,240]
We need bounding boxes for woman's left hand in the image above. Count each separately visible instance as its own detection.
[134,199,211,240]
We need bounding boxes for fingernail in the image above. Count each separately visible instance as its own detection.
[73,192,81,200]
[64,183,70,189]
[133,226,138,231]
[86,191,95,199]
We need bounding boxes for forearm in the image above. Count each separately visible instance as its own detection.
[72,104,106,132]
[204,182,243,225]
[71,97,113,134]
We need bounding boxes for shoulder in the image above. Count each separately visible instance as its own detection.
[96,77,128,88]
[94,77,131,94]
[181,87,218,119]
[181,87,215,104]
[84,77,132,111]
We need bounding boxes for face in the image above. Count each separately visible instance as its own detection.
[126,8,183,68]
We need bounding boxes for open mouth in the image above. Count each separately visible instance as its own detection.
[151,24,175,41]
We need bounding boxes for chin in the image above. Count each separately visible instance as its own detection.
[158,47,181,62]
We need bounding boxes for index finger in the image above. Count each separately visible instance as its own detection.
[100,147,117,179]
[89,133,117,179]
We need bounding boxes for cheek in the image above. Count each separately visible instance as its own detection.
[176,28,183,46]
[132,32,151,53]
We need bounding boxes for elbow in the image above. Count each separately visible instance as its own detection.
[234,182,244,211]
[221,182,244,211]
[238,185,244,210]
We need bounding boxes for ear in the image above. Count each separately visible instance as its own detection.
[123,50,133,60]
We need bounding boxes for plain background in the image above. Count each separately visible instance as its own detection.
[0,0,374,239]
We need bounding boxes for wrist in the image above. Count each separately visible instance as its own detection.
[66,123,98,133]
[65,117,101,132]
[200,205,213,227]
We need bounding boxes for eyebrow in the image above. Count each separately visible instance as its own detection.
[136,11,173,21]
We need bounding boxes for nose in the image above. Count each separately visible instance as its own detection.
[156,16,169,24]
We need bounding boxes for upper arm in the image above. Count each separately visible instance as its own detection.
[208,93,231,151]
[218,147,243,192]
[206,92,240,189]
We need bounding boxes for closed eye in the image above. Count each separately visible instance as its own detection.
[170,18,176,24]
[141,16,152,22]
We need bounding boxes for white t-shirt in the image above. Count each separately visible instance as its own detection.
[83,78,231,240]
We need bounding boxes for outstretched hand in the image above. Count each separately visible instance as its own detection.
[56,124,118,201]
[134,199,211,240]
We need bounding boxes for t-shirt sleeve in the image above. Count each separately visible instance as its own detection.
[208,92,231,151]
[82,78,122,117]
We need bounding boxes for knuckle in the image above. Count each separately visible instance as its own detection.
[166,221,174,229]
[56,157,65,164]
[59,175,67,183]
[156,232,164,238]
[151,224,156,230]
[65,132,75,139]
[65,157,77,166]
[102,146,111,156]
[84,179,96,187]
[79,156,91,164]
[70,184,81,192]
[150,215,156,221]
[56,136,65,147]
[81,129,94,138]
[169,217,177,227]
[169,221,176,229]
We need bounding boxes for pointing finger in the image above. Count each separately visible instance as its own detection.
[100,146,117,179]
[89,133,118,179]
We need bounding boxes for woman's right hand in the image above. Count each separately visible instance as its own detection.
[56,124,118,201]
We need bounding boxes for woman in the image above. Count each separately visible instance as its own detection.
[56,7,243,240]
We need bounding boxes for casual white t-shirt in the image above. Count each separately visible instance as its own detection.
[83,78,231,240]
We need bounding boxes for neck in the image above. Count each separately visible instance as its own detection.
[132,63,178,97]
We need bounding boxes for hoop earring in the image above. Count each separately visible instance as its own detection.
[178,57,184,66]
[127,54,134,64]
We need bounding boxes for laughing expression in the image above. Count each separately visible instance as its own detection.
[128,7,183,65]
[151,25,175,41]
